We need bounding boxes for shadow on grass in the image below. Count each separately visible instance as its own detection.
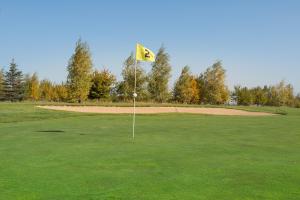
[37,130,65,133]
[275,109,288,115]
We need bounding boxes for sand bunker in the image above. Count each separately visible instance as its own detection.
[37,106,275,116]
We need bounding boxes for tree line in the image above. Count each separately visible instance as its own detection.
[233,82,300,107]
[0,39,299,107]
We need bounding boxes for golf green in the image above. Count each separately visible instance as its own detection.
[0,104,300,199]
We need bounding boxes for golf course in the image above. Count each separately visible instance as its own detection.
[1,103,299,199]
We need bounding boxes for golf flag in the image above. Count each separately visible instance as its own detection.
[136,43,155,62]
[132,43,155,140]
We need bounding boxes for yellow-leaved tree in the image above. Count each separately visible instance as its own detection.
[173,66,199,104]
[198,61,229,104]
[67,39,93,103]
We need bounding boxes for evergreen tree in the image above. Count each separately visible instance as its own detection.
[67,39,93,103]
[89,69,116,100]
[117,53,147,101]
[148,46,171,102]
[4,59,24,101]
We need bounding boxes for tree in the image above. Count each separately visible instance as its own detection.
[198,61,229,104]
[4,59,24,101]
[67,39,93,102]
[23,73,39,101]
[251,86,268,106]
[53,83,68,102]
[295,94,300,108]
[0,68,4,100]
[232,81,296,107]
[283,83,294,106]
[189,77,200,104]
[117,53,147,101]
[39,79,54,101]
[277,81,289,106]
[234,86,253,106]
[173,66,199,103]
[267,81,294,106]
[148,46,171,102]
[89,69,116,100]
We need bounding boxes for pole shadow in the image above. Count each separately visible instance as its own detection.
[37,130,65,133]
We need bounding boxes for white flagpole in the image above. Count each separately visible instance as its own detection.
[132,58,137,140]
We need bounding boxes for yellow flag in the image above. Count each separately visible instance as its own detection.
[136,43,155,62]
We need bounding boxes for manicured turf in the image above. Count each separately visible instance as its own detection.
[0,103,300,199]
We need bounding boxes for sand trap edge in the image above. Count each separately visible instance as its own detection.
[36,106,276,116]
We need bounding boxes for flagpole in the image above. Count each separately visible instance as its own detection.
[132,43,155,140]
[132,58,137,140]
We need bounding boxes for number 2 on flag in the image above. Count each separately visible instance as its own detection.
[144,49,150,58]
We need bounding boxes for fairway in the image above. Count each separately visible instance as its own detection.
[1,104,300,199]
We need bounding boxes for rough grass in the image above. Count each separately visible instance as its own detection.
[0,103,300,199]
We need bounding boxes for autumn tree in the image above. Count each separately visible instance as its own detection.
[189,77,200,104]
[67,39,93,103]
[148,46,171,102]
[233,81,296,107]
[23,73,39,101]
[281,83,294,106]
[4,59,24,101]
[173,66,199,103]
[89,69,116,100]
[53,83,68,102]
[39,79,54,101]
[117,53,147,101]
[267,81,294,106]
[198,61,229,104]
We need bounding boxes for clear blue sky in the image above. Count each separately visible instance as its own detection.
[1,0,300,92]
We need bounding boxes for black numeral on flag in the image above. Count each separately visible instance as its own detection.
[144,49,150,58]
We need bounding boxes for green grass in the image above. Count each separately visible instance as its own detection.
[0,103,300,199]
